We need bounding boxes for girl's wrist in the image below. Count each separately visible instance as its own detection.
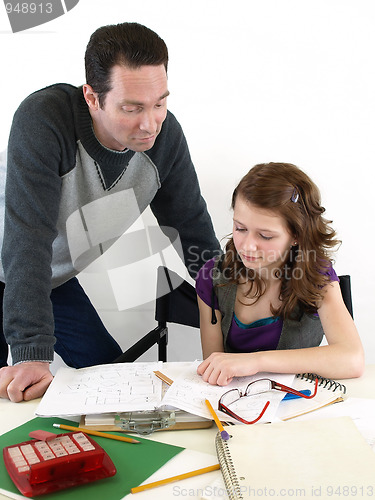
[250,350,263,373]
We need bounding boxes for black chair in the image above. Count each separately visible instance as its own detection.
[114,267,199,363]
[338,275,353,318]
[113,269,353,363]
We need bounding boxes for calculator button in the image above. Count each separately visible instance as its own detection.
[14,458,28,467]
[20,444,34,455]
[7,447,30,472]
[40,450,56,460]
[72,433,95,451]
[20,445,40,465]
[48,440,68,456]
[34,442,47,451]
[34,442,55,459]
[17,466,30,473]
[14,457,28,466]
[65,445,80,455]
[8,447,23,458]
[55,436,81,454]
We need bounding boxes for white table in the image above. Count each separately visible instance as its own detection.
[1,366,374,499]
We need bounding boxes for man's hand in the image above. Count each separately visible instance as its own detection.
[0,362,53,402]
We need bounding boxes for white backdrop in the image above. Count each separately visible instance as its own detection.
[1,0,374,367]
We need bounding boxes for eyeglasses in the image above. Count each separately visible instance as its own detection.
[218,377,318,424]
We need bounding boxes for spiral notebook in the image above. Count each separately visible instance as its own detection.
[276,373,346,420]
[214,416,375,500]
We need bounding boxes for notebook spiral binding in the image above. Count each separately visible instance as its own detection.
[296,373,347,394]
[215,432,243,500]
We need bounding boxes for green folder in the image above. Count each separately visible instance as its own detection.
[0,417,184,499]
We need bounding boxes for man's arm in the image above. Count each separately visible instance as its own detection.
[0,87,77,403]
[0,90,68,400]
[2,90,65,365]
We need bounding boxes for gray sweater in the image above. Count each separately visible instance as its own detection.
[0,84,220,364]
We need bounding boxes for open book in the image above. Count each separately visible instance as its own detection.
[35,362,295,426]
[35,362,346,430]
[35,362,213,433]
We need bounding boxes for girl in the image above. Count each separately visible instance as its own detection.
[196,163,364,386]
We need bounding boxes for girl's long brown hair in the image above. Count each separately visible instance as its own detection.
[222,162,340,318]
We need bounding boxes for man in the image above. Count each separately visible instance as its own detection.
[0,22,220,402]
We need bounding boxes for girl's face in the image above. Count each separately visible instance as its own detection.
[232,196,296,277]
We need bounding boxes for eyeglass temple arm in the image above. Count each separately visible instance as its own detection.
[272,378,318,399]
[220,400,271,425]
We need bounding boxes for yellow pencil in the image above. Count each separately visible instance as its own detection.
[153,370,174,386]
[205,399,230,441]
[52,423,140,444]
[130,463,221,493]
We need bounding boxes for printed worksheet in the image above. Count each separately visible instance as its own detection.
[35,362,163,417]
[160,361,295,424]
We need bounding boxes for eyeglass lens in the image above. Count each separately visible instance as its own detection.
[220,389,241,406]
[221,379,274,407]
[245,379,273,396]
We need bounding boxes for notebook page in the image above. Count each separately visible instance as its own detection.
[277,374,345,420]
[216,417,375,500]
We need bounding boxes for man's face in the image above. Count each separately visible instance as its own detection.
[84,64,169,152]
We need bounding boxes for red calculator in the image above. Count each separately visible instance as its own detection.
[3,431,117,497]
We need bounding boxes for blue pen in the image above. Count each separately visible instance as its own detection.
[282,390,311,401]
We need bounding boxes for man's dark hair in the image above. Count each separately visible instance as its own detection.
[85,22,169,107]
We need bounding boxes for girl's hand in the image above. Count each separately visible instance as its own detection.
[197,352,259,386]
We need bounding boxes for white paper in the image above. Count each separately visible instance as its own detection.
[35,362,163,417]
[0,488,27,500]
[287,396,375,451]
[160,361,295,424]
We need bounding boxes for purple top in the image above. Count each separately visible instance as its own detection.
[196,257,339,353]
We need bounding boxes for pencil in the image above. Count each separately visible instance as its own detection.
[130,463,221,493]
[205,399,230,441]
[52,423,140,444]
[153,370,174,386]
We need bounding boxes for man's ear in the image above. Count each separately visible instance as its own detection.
[82,84,100,111]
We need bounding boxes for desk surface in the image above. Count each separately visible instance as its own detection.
[1,365,375,499]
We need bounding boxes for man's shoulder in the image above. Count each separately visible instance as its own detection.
[27,83,78,99]
[11,84,81,139]
[16,84,80,116]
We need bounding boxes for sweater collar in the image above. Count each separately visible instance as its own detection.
[75,86,136,169]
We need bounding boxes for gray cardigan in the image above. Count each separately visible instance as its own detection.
[211,256,324,352]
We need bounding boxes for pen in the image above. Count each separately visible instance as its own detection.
[52,423,140,444]
[205,399,230,441]
[282,390,311,401]
[130,463,221,493]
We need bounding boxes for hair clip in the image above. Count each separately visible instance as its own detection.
[291,188,299,203]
